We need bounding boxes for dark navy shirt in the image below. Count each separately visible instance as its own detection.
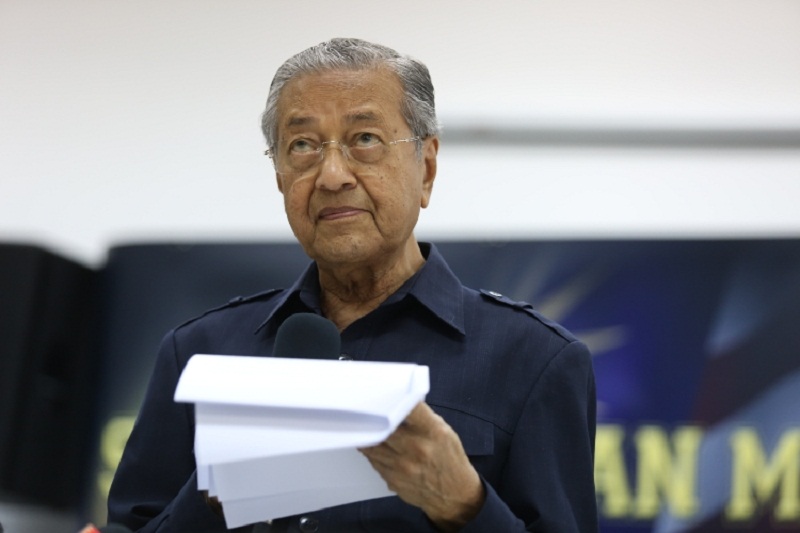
[108,243,598,532]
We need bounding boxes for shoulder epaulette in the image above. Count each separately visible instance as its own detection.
[479,288,576,341]
[175,288,283,329]
[479,289,535,313]
[223,288,282,307]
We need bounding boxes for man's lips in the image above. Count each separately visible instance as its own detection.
[317,206,365,221]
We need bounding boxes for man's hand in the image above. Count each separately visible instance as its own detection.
[360,402,485,532]
[202,490,223,516]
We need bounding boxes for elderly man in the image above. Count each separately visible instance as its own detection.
[108,38,597,532]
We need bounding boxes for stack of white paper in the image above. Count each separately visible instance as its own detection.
[174,354,430,528]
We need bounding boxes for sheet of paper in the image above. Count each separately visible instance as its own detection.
[176,355,427,414]
[210,447,384,500]
[174,354,429,528]
[220,484,394,529]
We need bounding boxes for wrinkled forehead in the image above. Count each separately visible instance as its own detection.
[275,67,407,135]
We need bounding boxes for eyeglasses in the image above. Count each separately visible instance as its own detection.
[265,133,419,176]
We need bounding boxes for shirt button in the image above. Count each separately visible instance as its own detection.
[338,353,353,361]
[298,516,319,532]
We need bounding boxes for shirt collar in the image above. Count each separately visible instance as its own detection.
[256,242,465,335]
[255,261,320,333]
[402,243,466,335]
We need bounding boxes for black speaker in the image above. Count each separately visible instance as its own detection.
[0,244,98,508]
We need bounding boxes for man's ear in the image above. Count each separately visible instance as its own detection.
[420,136,439,209]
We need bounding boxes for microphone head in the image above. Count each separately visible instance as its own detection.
[274,313,341,360]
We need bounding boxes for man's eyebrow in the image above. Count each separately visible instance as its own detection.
[345,111,384,124]
[283,111,385,129]
[285,115,317,128]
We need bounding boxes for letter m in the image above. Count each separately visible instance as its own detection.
[726,427,800,521]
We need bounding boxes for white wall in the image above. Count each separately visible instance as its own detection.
[2,0,799,266]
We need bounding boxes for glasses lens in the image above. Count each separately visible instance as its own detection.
[273,137,416,176]
[348,143,387,164]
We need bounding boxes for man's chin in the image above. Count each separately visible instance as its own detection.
[307,236,374,266]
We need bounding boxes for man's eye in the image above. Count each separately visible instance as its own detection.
[353,132,381,147]
[289,139,316,153]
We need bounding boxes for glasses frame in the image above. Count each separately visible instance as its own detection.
[264,136,420,176]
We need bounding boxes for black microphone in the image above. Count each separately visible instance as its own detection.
[273,313,341,360]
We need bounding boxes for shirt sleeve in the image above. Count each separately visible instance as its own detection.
[460,339,598,533]
[107,330,230,532]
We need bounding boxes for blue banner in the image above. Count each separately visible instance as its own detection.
[92,240,800,531]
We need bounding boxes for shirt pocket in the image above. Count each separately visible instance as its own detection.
[357,406,497,532]
[430,404,495,457]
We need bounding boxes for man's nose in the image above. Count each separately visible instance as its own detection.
[315,142,356,191]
